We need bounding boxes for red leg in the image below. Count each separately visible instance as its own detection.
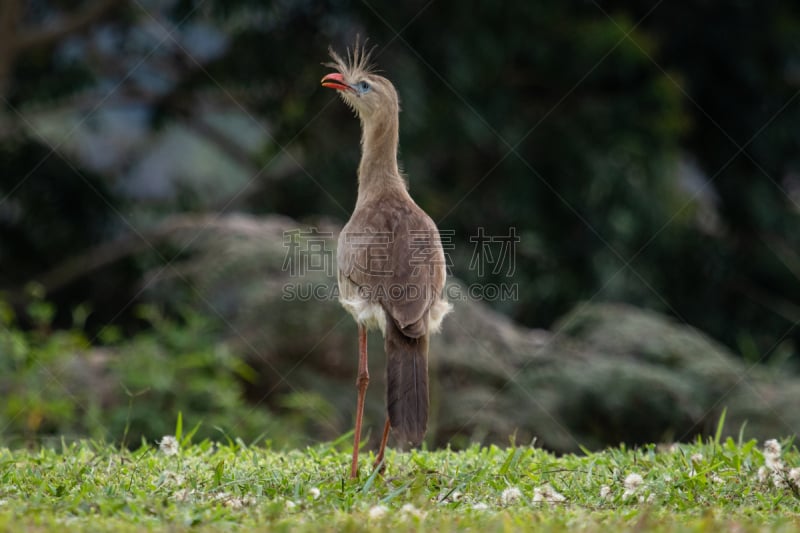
[350,324,369,479]
[373,417,391,473]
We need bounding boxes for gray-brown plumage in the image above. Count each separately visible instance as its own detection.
[321,41,451,478]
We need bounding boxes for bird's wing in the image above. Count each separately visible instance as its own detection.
[338,194,446,337]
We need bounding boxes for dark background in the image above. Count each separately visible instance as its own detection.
[1,0,799,448]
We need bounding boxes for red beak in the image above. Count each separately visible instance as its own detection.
[321,72,354,92]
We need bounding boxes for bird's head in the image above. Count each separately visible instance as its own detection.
[321,40,399,121]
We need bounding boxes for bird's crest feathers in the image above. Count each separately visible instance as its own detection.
[324,36,379,79]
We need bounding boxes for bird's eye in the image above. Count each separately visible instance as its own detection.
[358,81,371,93]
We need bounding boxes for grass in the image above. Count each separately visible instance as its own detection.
[1,431,799,532]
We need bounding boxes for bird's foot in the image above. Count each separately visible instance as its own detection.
[371,457,387,476]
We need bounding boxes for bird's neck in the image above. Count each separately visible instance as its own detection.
[356,112,407,204]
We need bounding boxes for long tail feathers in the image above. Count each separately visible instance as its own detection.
[384,313,429,447]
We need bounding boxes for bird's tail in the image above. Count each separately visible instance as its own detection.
[384,312,429,447]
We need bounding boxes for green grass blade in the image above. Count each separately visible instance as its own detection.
[714,407,727,445]
[175,412,183,442]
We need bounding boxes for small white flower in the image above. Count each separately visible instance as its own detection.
[762,439,786,478]
[309,487,321,500]
[285,500,297,510]
[663,474,672,483]
[400,503,425,519]
[709,472,724,484]
[789,468,800,487]
[764,439,781,458]
[368,505,389,519]
[690,453,704,464]
[532,484,566,504]
[472,502,489,511]
[624,473,643,491]
[622,473,644,500]
[636,492,656,504]
[772,472,789,489]
[501,487,522,505]
[757,466,770,484]
[599,485,611,499]
[159,435,179,456]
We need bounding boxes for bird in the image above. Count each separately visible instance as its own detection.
[320,41,452,479]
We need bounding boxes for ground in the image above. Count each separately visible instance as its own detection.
[1,430,799,532]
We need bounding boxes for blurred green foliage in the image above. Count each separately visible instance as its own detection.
[0,291,293,447]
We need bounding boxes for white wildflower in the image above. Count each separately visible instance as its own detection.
[622,473,644,500]
[309,487,321,500]
[663,474,672,483]
[400,503,425,519]
[709,472,724,484]
[789,468,800,487]
[765,454,783,471]
[763,440,783,469]
[501,487,523,505]
[472,502,490,511]
[624,473,643,490]
[645,493,655,503]
[760,438,789,488]
[690,453,704,464]
[757,466,770,484]
[368,505,389,519]
[159,435,179,456]
[285,500,296,510]
[532,484,566,505]
[763,439,781,458]
[599,485,612,499]
[773,473,788,489]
